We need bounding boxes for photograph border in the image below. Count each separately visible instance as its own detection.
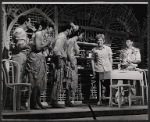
[0,0,149,121]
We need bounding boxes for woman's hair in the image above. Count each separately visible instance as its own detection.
[95,34,105,42]
[34,22,40,30]
[126,38,134,42]
[61,24,72,32]
[18,15,29,25]
[40,19,54,30]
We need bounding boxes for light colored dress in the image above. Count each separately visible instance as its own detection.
[26,31,47,92]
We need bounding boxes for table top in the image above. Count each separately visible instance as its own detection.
[99,70,143,80]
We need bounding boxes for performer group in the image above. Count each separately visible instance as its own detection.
[10,15,141,110]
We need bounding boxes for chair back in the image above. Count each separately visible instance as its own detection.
[2,59,20,85]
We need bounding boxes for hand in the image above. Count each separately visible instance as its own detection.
[71,64,75,70]
[57,55,62,68]
[127,60,132,64]
[93,72,96,79]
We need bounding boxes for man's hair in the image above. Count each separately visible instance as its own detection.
[40,19,48,30]
[126,38,134,42]
[47,22,54,28]
[18,15,29,25]
[69,27,84,38]
[61,24,72,32]
[40,19,54,30]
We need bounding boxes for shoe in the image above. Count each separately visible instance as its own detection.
[37,103,46,109]
[30,105,40,110]
[20,106,27,110]
[39,105,46,109]
[51,103,65,108]
[65,101,74,107]
[97,101,102,106]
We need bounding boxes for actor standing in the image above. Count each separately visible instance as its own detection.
[66,28,84,107]
[26,19,54,109]
[91,34,112,105]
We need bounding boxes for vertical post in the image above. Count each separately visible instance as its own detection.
[2,4,8,51]
[54,5,58,38]
[1,4,7,111]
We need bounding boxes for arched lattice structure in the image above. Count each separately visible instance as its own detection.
[6,5,55,45]
[58,4,140,35]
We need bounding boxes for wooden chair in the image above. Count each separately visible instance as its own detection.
[2,59,31,112]
[109,70,144,108]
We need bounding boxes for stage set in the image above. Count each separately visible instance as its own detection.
[1,3,149,121]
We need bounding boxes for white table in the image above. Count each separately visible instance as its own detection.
[98,70,144,106]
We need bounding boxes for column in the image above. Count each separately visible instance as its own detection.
[54,5,58,37]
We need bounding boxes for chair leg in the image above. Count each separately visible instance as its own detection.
[18,86,21,111]
[3,87,7,110]
[146,87,148,105]
[141,86,144,105]
[27,86,31,111]
[99,80,102,105]
[109,87,113,107]
[128,86,131,107]
[13,86,16,112]
[118,87,121,108]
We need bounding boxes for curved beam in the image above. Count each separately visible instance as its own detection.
[106,18,129,33]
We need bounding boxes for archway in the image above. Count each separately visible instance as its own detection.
[7,7,54,46]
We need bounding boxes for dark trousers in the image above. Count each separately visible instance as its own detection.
[96,72,110,101]
[30,86,42,108]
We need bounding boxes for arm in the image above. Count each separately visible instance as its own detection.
[91,59,95,77]
[53,37,63,56]
[91,49,95,77]
[109,47,113,69]
[132,49,141,64]
[35,32,51,51]
[127,49,141,64]
[67,41,76,69]
[74,41,80,55]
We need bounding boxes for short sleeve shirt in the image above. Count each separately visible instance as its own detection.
[120,47,141,67]
[13,27,28,47]
[120,47,141,63]
[91,45,112,72]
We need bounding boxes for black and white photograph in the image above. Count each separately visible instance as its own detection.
[1,1,149,121]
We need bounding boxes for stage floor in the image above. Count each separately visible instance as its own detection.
[2,104,148,120]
